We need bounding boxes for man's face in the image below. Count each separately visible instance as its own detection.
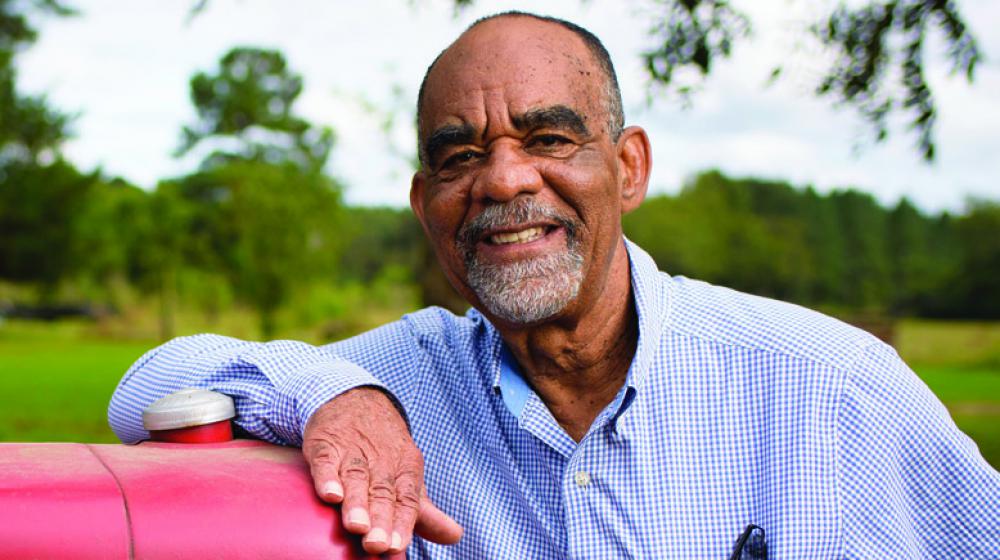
[410,17,644,327]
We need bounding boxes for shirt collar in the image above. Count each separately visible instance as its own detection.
[497,344,532,418]
[622,237,672,395]
[489,238,672,419]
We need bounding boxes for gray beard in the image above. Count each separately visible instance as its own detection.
[458,199,584,324]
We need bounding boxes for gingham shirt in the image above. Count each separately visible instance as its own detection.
[109,240,1000,559]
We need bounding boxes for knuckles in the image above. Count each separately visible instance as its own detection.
[368,476,397,502]
[302,388,430,517]
[394,480,421,509]
[341,455,370,481]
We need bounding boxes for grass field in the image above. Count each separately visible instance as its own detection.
[1,318,998,469]
[0,320,151,442]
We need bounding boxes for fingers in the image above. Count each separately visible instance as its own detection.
[306,442,399,554]
[301,389,462,554]
[306,440,462,553]
[414,493,464,545]
[362,464,396,553]
[304,440,344,504]
[386,466,422,553]
[339,454,373,535]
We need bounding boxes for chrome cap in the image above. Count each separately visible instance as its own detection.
[142,388,236,431]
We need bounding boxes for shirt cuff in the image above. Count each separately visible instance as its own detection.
[273,360,404,444]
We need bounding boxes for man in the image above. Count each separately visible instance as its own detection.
[110,11,1000,558]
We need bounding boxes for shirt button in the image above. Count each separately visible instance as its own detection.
[574,471,591,487]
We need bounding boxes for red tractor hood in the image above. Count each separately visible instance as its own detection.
[0,440,374,559]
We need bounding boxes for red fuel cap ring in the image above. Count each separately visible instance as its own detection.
[143,388,236,443]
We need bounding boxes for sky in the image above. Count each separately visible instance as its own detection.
[16,0,1000,213]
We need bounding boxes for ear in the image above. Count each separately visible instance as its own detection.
[410,170,428,230]
[615,126,652,214]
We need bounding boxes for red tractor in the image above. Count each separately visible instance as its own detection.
[0,389,375,559]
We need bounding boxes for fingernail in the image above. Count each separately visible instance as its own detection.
[364,527,388,546]
[347,507,370,529]
[320,480,343,500]
[390,531,402,550]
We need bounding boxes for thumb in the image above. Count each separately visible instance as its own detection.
[414,496,463,545]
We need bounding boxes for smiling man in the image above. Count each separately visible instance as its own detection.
[109,11,1000,559]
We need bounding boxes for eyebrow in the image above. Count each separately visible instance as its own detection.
[424,123,476,168]
[511,105,590,137]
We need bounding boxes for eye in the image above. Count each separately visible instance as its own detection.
[439,149,483,171]
[532,134,569,147]
[526,134,575,156]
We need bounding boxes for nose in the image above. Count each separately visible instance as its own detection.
[470,142,543,203]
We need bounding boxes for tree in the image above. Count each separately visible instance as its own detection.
[953,202,1000,318]
[887,198,939,314]
[0,0,73,163]
[338,206,423,284]
[170,46,345,337]
[169,161,343,337]
[799,187,847,304]
[830,190,892,309]
[176,47,334,174]
[0,160,98,296]
[0,1,85,302]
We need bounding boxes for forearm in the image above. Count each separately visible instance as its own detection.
[107,333,390,445]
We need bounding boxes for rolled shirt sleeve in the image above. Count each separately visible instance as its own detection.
[108,334,393,446]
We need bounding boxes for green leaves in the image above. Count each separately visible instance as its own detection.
[0,0,74,163]
[642,0,750,103]
[811,0,979,161]
[177,47,334,174]
[622,170,988,316]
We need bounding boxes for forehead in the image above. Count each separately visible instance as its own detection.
[420,17,605,136]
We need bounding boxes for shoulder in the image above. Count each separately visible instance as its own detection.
[401,306,493,348]
[663,275,882,370]
[326,305,491,360]
[625,238,879,370]
[833,330,1000,556]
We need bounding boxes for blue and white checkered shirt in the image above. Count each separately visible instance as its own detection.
[109,240,1000,558]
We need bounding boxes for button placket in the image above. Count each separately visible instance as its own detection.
[563,442,601,559]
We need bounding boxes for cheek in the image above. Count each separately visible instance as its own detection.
[540,153,620,222]
[422,181,471,250]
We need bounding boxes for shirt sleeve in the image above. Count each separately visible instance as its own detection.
[837,342,1000,558]
[107,333,396,446]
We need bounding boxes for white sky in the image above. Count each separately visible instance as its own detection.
[17,0,1000,213]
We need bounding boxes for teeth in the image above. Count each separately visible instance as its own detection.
[490,226,545,245]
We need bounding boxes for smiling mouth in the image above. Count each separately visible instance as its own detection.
[487,226,552,245]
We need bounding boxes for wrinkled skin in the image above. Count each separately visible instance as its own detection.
[303,14,651,555]
[304,388,462,555]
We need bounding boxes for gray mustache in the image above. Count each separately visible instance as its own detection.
[457,198,580,253]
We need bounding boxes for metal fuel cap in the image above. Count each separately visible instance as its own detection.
[143,388,236,432]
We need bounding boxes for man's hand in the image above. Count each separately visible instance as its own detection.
[303,387,463,555]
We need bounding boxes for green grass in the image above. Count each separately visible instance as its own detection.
[1,318,998,470]
[912,366,1000,403]
[949,413,1000,470]
[0,320,153,442]
[912,365,1000,468]
[896,319,1000,469]
[895,319,1000,368]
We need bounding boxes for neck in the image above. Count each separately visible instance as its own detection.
[498,239,637,441]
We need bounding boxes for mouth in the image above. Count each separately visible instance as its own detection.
[486,225,551,246]
[456,198,580,263]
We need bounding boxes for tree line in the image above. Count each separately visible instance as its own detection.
[625,171,1000,320]
[4,162,998,334]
